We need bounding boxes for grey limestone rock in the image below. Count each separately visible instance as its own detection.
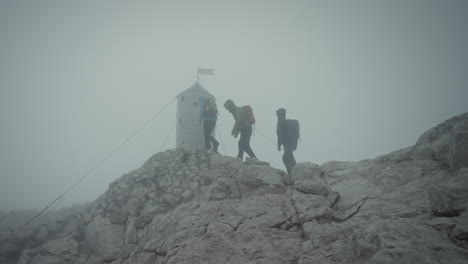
[84,216,130,261]
[428,168,468,217]
[448,119,468,172]
[412,112,468,163]
[3,112,468,264]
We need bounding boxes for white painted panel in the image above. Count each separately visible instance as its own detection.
[176,83,216,149]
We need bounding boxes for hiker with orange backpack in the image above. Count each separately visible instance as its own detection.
[223,99,257,160]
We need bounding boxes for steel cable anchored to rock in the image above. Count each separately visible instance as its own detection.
[1,112,468,264]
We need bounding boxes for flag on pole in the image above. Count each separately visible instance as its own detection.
[198,68,214,75]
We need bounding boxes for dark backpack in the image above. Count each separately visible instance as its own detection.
[286,119,300,150]
[242,105,256,125]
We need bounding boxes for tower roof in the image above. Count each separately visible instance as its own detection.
[176,82,214,98]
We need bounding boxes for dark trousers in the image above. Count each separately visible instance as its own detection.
[238,125,256,159]
[203,120,219,150]
[283,144,296,174]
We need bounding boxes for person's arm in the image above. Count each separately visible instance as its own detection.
[198,97,205,123]
[277,122,281,150]
[231,108,243,137]
[277,121,284,150]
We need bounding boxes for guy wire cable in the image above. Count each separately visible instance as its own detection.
[254,127,277,147]
[15,97,176,232]
[160,122,176,151]
[215,125,226,155]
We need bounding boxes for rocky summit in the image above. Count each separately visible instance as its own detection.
[1,113,468,264]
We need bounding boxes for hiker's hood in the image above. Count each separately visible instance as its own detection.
[224,99,236,110]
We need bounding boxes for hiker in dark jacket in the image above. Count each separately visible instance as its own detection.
[224,99,257,160]
[199,97,219,152]
[277,108,296,174]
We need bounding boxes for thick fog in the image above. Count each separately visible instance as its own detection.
[1,0,467,211]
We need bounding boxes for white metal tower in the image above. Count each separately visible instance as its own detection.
[176,82,215,149]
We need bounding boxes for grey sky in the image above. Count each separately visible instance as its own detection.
[1,0,467,211]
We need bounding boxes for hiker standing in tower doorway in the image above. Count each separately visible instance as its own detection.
[224,99,257,160]
[199,97,219,152]
[276,108,300,174]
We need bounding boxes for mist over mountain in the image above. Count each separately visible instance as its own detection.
[1,112,467,264]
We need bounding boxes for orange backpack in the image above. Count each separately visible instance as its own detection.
[242,105,256,125]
